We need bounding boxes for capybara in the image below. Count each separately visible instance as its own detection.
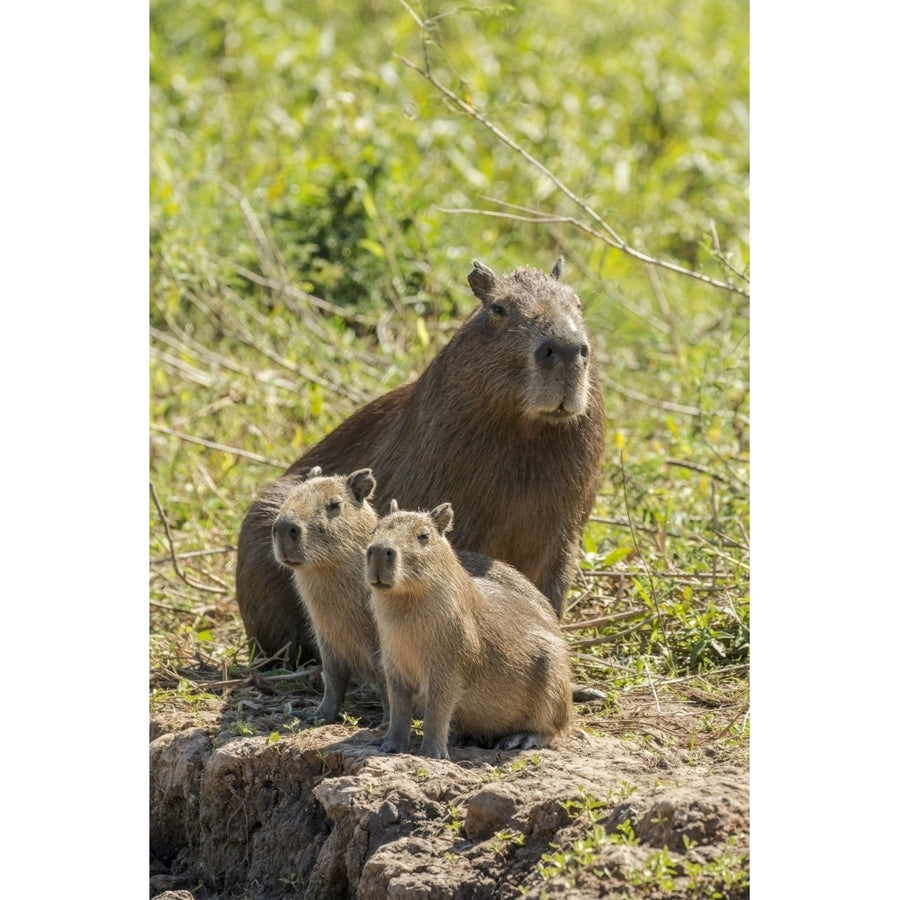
[237,258,606,665]
[366,501,574,759]
[269,466,387,723]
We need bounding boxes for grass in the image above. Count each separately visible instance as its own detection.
[534,789,748,897]
[149,0,748,779]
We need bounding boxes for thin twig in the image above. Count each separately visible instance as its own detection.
[589,515,683,539]
[235,265,383,327]
[568,618,650,649]
[150,546,236,567]
[664,457,734,484]
[579,568,730,580]
[646,263,680,358]
[149,481,228,595]
[645,664,663,715]
[603,378,702,416]
[710,219,750,284]
[200,667,322,690]
[561,608,649,632]
[150,423,286,468]
[710,703,751,741]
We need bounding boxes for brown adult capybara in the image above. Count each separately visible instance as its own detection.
[366,502,574,759]
[269,467,386,723]
[236,258,606,666]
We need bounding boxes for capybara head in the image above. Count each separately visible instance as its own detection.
[366,501,455,591]
[272,468,377,570]
[462,258,592,422]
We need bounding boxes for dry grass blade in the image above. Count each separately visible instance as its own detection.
[561,608,649,632]
[150,424,285,468]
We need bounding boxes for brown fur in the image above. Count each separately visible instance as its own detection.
[366,503,574,759]
[237,259,606,665]
[269,467,386,723]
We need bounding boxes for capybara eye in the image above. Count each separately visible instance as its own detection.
[490,302,506,317]
[326,499,343,513]
[580,343,589,359]
[417,531,430,544]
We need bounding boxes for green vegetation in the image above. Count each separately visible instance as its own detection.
[536,790,748,896]
[150,0,748,788]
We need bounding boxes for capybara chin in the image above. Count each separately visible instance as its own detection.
[236,258,606,666]
[269,467,387,724]
[366,502,574,759]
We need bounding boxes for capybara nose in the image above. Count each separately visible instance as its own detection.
[366,544,396,586]
[534,338,586,369]
[273,518,302,546]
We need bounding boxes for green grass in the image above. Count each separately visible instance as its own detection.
[150,0,748,744]
[534,789,748,896]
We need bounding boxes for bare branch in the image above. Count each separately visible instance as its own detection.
[398,54,749,298]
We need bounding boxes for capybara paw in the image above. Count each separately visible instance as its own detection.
[493,732,543,751]
[379,738,408,754]
[418,743,450,760]
[301,706,336,725]
[571,684,606,703]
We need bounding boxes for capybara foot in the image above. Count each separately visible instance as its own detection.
[493,732,545,751]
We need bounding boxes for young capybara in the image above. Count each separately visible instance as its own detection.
[366,501,574,759]
[237,258,606,666]
[269,466,387,724]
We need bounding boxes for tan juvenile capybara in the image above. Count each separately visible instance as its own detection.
[269,466,387,724]
[237,258,606,666]
[366,501,574,759]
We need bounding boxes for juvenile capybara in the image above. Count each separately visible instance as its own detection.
[366,501,574,759]
[237,258,606,665]
[269,466,387,723]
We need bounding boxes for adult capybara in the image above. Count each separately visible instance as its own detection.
[367,501,574,759]
[236,258,606,666]
[269,467,386,723]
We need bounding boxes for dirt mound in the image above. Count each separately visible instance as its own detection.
[150,717,748,899]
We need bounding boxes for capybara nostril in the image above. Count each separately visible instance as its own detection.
[534,341,556,367]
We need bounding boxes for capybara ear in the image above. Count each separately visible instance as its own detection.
[550,257,565,280]
[468,260,496,303]
[430,502,454,535]
[306,465,323,480]
[347,469,376,503]
[389,498,400,515]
